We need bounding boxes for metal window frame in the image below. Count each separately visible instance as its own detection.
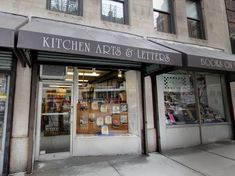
[153,0,175,34]
[101,0,129,25]
[46,0,83,16]
[186,0,205,39]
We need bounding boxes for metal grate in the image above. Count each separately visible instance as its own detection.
[0,51,12,71]
[37,52,142,69]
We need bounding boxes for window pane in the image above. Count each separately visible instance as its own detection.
[102,0,124,24]
[154,11,170,33]
[153,0,170,12]
[50,0,79,15]
[187,19,202,38]
[77,68,129,135]
[186,0,199,19]
[163,71,198,125]
[196,73,226,123]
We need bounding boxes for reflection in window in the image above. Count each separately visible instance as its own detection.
[48,0,80,15]
[186,0,204,39]
[0,74,8,148]
[101,0,125,24]
[77,68,128,135]
[163,71,198,125]
[196,73,226,123]
[153,0,173,33]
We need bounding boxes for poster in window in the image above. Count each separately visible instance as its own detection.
[120,115,128,124]
[105,115,112,125]
[112,105,120,114]
[96,117,104,126]
[101,125,109,135]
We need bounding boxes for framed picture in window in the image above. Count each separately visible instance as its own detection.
[100,104,108,112]
[120,115,128,124]
[101,125,109,135]
[120,103,128,112]
[96,117,104,126]
[112,104,120,114]
[80,115,88,129]
[105,115,112,125]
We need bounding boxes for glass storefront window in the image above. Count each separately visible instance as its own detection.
[163,71,227,126]
[0,74,8,149]
[163,71,198,125]
[77,68,128,135]
[196,73,226,123]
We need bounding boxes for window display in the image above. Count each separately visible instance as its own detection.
[77,68,128,135]
[163,71,227,126]
[196,73,226,123]
[163,72,198,125]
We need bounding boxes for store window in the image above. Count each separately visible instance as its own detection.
[163,71,198,125]
[186,0,204,39]
[196,73,226,123]
[77,68,128,135]
[47,0,83,16]
[0,74,9,149]
[101,0,129,24]
[153,0,174,33]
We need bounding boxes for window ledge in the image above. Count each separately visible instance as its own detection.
[102,20,130,27]
[153,30,177,39]
[166,124,200,128]
[201,122,230,126]
[47,10,84,21]
[75,133,139,138]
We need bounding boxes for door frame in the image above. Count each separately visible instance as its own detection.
[35,81,74,161]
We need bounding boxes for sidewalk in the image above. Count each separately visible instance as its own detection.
[26,140,235,176]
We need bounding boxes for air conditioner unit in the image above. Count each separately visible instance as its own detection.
[40,65,67,80]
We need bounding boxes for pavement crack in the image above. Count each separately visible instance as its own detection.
[108,161,123,176]
[202,149,235,162]
[162,154,209,176]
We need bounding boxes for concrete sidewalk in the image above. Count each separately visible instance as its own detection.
[21,140,235,176]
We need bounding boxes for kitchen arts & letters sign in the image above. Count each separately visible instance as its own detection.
[40,35,178,65]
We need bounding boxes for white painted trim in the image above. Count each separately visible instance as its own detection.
[35,81,73,161]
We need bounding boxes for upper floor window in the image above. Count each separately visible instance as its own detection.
[101,0,129,24]
[186,0,204,39]
[153,0,174,33]
[47,0,83,16]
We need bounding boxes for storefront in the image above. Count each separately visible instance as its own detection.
[149,38,234,151]
[16,17,182,168]
[0,12,27,175]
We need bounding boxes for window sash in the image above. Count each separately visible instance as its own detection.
[153,0,170,13]
[187,18,203,39]
[47,0,82,16]
[101,0,128,24]
[186,0,200,20]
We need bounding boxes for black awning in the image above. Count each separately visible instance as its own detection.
[0,12,27,48]
[17,17,182,66]
[149,38,235,72]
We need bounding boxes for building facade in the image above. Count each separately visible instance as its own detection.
[0,0,234,175]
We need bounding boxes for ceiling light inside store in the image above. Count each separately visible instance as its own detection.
[49,85,71,88]
[65,78,89,82]
[118,70,122,78]
[67,72,100,77]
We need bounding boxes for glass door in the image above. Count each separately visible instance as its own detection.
[38,83,72,159]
